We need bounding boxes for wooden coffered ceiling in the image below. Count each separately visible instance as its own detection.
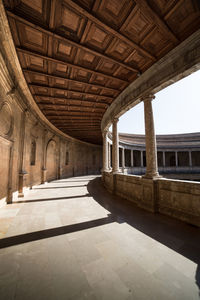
[3,0,200,144]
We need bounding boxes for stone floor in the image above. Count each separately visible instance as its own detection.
[0,175,200,300]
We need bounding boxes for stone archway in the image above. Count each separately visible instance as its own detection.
[46,140,57,182]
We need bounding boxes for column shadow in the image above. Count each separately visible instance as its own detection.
[0,214,116,249]
[14,194,91,204]
[33,185,87,190]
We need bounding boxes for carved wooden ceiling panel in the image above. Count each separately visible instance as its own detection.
[3,0,200,144]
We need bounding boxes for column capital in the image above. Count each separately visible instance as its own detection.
[102,128,108,138]
[112,117,119,124]
[142,94,155,102]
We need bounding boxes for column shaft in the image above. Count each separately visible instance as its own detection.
[143,95,159,178]
[131,150,134,167]
[189,151,192,167]
[163,151,166,167]
[141,151,143,167]
[108,142,111,169]
[102,129,109,172]
[175,151,178,167]
[122,148,125,173]
[112,118,119,173]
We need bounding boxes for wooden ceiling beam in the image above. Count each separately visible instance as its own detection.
[45,111,103,116]
[60,128,100,132]
[54,123,101,127]
[38,101,107,110]
[30,84,114,101]
[17,48,128,85]
[48,116,102,120]
[135,0,178,44]
[25,70,118,94]
[54,125,101,128]
[7,11,139,73]
[35,96,109,106]
[65,0,156,61]
[39,103,105,112]
[52,118,101,122]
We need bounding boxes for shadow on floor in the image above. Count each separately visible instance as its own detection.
[0,214,117,249]
[50,180,94,183]
[14,194,91,204]
[33,185,87,190]
[87,177,200,294]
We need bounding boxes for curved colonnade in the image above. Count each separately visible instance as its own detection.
[101,29,200,227]
[116,132,200,180]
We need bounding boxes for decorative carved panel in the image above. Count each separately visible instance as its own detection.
[93,0,135,30]
[0,102,13,138]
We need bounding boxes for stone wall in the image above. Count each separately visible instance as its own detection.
[102,172,200,227]
[157,179,200,227]
[0,56,102,206]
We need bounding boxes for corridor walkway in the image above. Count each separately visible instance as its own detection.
[0,175,200,300]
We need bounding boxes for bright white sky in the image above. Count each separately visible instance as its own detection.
[118,70,200,135]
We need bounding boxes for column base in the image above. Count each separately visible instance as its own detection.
[142,172,161,180]
[41,168,47,184]
[6,188,13,204]
[101,168,110,173]
[18,171,27,198]
[112,170,120,175]
[18,192,24,198]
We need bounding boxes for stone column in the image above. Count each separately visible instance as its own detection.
[108,142,111,169]
[122,147,125,173]
[57,137,62,179]
[41,129,47,184]
[141,151,143,167]
[112,118,119,173]
[189,151,192,167]
[175,151,178,167]
[7,142,14,204]
[143,94,159,178]
[102,129,109,172]
[163,151,166,167]
[18,109,28,197]
[131,149,134,167]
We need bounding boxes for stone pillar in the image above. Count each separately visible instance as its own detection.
[108,142,111,169]
[6,143,14,204]
[18,109,28,197]
[57,137,62,179]
[112,118,119,173]
[189,151,192,167]
[141,151,143,167]
[102,129,109,172]
[41,128,47,184]
[163,151,166,167]
[175,151,178,167]
[122,147,125,173]
[143,95,159,178]
[131,149,134,167]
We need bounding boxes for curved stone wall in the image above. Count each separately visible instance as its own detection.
[0,5,102,205]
